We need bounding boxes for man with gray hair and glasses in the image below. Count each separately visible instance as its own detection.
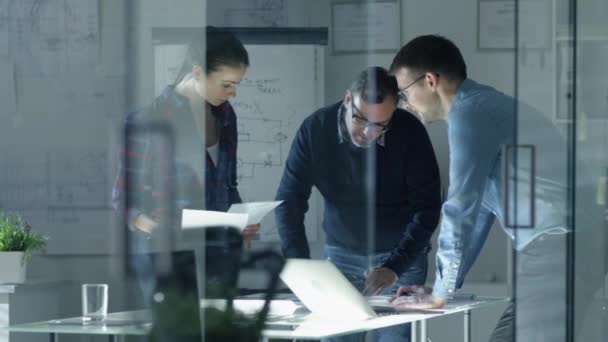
[275,66,442,341]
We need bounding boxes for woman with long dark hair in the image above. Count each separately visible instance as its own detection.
[112,29,260,306]
[113,27,259,245]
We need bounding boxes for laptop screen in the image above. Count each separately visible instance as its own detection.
[279,259,377,321]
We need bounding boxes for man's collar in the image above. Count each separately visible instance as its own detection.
[337,103,347,144]
[453,78,475,104]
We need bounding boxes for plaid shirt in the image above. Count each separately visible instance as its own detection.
[112,86,242,228]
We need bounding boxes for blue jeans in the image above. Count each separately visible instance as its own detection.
[129,230,156,307]
[322,245,428,342]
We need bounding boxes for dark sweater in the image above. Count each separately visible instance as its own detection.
[275,101,442,275]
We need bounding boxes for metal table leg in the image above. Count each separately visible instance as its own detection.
[411,321,418,341]
[420,319,427,342]
[49,333,58,342]
[464,309,471,342]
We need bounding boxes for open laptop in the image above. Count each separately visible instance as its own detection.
[279,258,398,321]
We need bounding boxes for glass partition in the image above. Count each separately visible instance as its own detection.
[513,0,608,341]
[6,0,580,341]
[571,0,608,340]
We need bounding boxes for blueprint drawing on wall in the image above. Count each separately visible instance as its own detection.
[5,0,98,76]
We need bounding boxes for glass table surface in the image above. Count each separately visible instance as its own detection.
[2,310,152,336]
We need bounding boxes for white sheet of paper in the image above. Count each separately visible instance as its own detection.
[228,201,283,225]
[201,299,301,317]
[366,295,393,309]
[181,209,249,231]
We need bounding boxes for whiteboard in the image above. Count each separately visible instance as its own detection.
[154,43,325,243]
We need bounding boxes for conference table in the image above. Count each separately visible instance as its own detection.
[2,296,509,342]
[261,296,509,342]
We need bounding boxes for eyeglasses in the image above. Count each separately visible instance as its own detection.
[221,80,239,91]
[397,74,425,103]
[350,101,391,135]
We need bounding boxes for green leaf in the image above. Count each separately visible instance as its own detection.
[0,212,48,264]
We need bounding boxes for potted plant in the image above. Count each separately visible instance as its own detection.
[0,212,47,284]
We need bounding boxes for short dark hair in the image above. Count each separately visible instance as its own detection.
[349,66,399,104]
[173,26,250,84]
[390,35,467,81]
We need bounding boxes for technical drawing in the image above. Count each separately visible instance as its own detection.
[231,99,264,117]
[0,155,48,209]
[239,77,283,95]
[48,207,79,224]
[0,150,109,212]
[236,117,286,184]
[48,151,108,208]
[8,0,99,76]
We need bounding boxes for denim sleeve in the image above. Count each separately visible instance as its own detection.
[432,110,499,299]
[381,118,442,275]
[275,121,314,259]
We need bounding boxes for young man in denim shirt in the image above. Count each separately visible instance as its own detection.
[275,66,442,341]
[388,35,582,342]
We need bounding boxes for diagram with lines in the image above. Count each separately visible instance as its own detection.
[228,44,321,242]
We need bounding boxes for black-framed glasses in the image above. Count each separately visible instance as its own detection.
[397,74,425,103]
[221,80,240,90]
[350,101,391,134]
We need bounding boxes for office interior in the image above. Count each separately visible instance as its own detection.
[0,0,606,341]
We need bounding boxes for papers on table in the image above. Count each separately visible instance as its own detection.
[228,201,283,225]
[366,295,394,310]
[201,299,302,317]
[181,201,283,231]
